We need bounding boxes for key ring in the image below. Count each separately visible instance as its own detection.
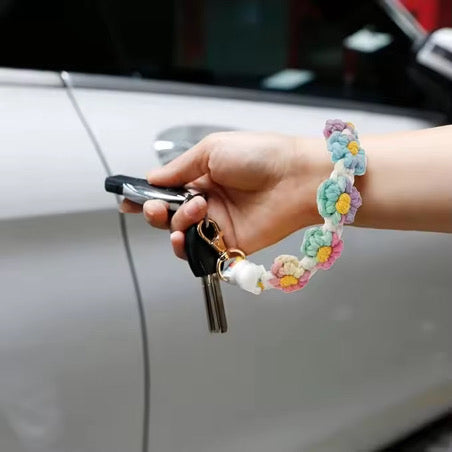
[196,219,246,281]
[217,249,246,282]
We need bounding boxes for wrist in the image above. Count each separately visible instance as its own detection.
[293,136,331,228]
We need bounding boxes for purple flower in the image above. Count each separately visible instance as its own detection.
[343,179,362,224]
[323,119,347,138]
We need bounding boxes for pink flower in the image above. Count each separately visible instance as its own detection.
[269,271,311,293]
[316,233,344,270]
[269,255,311,293]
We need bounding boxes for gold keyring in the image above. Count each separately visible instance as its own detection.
[217,249,246,281]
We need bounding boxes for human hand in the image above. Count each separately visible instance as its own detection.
[121,131,329,258]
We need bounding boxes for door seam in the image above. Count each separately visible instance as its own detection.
[60,71,150,452]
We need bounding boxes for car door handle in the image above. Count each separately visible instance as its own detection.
[153,125,233,165]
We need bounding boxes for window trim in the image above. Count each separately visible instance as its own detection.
[0,67,444,124]
[0,67,62,87]
[64,71,446,124]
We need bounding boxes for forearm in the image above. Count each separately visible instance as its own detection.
[302,125,452,233]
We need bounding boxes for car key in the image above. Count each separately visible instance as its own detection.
[185,220,228,333]
[105,175,229,333]
[104,174,202,210]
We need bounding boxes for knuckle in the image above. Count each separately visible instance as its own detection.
[202,132,227,150]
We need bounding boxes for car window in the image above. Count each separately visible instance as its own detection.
[0,0,447,114]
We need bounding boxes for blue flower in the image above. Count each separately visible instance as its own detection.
[326,132,366,175]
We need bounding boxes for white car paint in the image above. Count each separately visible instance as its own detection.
[0,82,143,452]
[70,85,452,451]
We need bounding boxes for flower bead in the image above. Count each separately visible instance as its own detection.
[301,227,344,270]
[323,119,346,138]
[317,176,362,225]
[269,255,310,292]
[323,119,357,139]
[326,131,366,175]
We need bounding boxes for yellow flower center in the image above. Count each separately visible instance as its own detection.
[317,246,332,263]
[280,275,299,288]
[336,192,351,214]
[346,122,355,129]
[347,141,359,155]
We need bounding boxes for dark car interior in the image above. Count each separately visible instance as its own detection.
[0,0,451,120]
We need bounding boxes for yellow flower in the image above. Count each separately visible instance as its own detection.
[316,246,332,263]
[336,193,351,214]
[280,275,299,288]
[347,141,359,155]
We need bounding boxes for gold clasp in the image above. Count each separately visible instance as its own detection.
[197,219,227,256]
[197,219,246,281]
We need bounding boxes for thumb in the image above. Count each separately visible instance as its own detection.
[147,139,210,187]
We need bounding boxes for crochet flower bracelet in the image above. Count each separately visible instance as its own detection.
[222,119,367,294]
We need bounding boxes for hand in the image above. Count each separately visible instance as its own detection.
[121,131,329,258]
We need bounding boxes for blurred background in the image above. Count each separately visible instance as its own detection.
[1,0,451,119]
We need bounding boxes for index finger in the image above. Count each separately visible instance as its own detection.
[147,137,211,187]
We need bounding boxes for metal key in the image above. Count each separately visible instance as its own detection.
[185,220,228,333]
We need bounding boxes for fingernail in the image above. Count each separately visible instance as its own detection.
[185,197,204,218]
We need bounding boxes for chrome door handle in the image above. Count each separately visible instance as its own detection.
[153,125,233,165]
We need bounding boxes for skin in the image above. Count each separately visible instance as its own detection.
[121,126,452,259]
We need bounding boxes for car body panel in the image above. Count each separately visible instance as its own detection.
[0,83,143,452]
[70,84,452,452]
[0,85,111,220]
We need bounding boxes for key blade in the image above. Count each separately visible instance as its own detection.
[201,275,220,333]
[186,223,228,334]
[211,273,228,333]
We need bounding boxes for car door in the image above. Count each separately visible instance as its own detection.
[68,74,452,452]
[0,69,144,452]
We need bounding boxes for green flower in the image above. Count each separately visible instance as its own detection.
[301,226,344,270]
[317,176,348,225]
[301,227,332,258]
